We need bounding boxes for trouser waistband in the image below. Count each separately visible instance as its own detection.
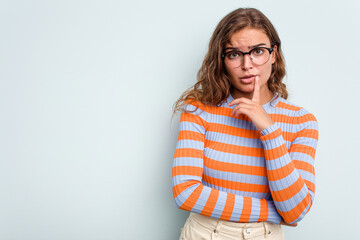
[189,212,281,234]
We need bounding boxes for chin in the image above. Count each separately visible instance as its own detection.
[237,85,254,92]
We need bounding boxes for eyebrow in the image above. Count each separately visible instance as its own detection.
[224,43,267,51]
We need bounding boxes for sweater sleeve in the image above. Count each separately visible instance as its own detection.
[172,106,282,224]
[259,107,319,224]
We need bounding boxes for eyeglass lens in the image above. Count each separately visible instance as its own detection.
[224,47,271,67]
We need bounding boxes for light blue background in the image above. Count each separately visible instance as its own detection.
[1,0,359,239]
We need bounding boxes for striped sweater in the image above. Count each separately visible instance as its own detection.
[172,93,319,224]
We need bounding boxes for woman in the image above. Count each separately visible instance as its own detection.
[172,7,319,240]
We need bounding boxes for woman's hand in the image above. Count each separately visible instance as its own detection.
[280,219,298,227]
[228,76,274,131]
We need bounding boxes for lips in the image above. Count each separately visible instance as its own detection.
[240,75,256,84]
[240,74,255,79]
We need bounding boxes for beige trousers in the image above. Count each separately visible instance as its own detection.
[179,212,285,240]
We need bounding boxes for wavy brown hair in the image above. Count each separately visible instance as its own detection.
[173,7,288,113]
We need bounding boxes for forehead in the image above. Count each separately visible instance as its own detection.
[225,28,270,49]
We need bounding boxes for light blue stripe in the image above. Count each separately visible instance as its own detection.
[173,157,203,168]
[291,137,318,147]
[211,114,257,130]
[306,120,318,130]
[204,148,266,167]
[250,198,260,222]
[229,196,242,222]
[309,190,315,201]
[191,187,211,213]
[261,134,286,150]
[172,175,201,186]
[176,139,204,150]
[174,183,199,208]
[210,191,227,219]
[183,105,212,122]
[274,184,309,212]
[269,171,299,191]
[205,131,263,148]
[298,169,315,183]
[210,114,303,134]
[265,157,292,171]
[267,200,282,224]
[203,181,270,199]
[203,166,268,185]
[179,121,205,134]
[289,152,315,166]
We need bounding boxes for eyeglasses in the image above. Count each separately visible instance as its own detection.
[222,47,274,67]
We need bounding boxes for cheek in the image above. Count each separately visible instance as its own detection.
[258,64,273,84]
[224,65,237,80]
[262,62,273,76]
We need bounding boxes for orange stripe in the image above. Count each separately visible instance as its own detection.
[174,148,203,159]
[187,100,306,126]
[264,144,288,160]
[172,166,202,177]
[304,180,315,193]
[267,162,295,181]
[306,197,313,213]
[220,194,235,221]
[276,101,302,111]
[180,184,204,211]
[289,144,316,159]
[206,140,263,157]
[270,114,300,124]
[185,100,317,127]
[208,122,296,142]
[278,192,311,223]
[172,180,199,198]
[260,127,282,141]
[207,107,298,125]
[208,122,259,138]
[186,99,212,112]
[297,112,317,124]
[178,130,204,141]
[203,175,269,193]
[201,189,220,217]
[271,177,305,202]
[187,101,251,121]
[297,128,319,140]
[205,156,267,176]
[180,111,207,126]
[293,160,315,174]
[239,197,252,222]
[258,199,269,222]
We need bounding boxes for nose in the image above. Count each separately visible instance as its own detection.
[241,54,253,70]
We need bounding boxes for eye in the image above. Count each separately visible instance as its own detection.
[252,48,264,56]
[227,51,240,59]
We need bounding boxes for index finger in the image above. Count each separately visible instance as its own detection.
[252,75,261,103]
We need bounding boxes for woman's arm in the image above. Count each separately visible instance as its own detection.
[172,108,282,224]
[259,108,319,224]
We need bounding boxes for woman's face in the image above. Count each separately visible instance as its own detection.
[224,27,277,98]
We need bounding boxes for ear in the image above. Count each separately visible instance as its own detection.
[271,45,277,64]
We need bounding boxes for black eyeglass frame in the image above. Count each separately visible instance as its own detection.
[221,46,274,65]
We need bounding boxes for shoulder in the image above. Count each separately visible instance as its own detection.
[182,99,217,117]
[180,99,215,127]
[274,97,318,132]
[273,96,303,112]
